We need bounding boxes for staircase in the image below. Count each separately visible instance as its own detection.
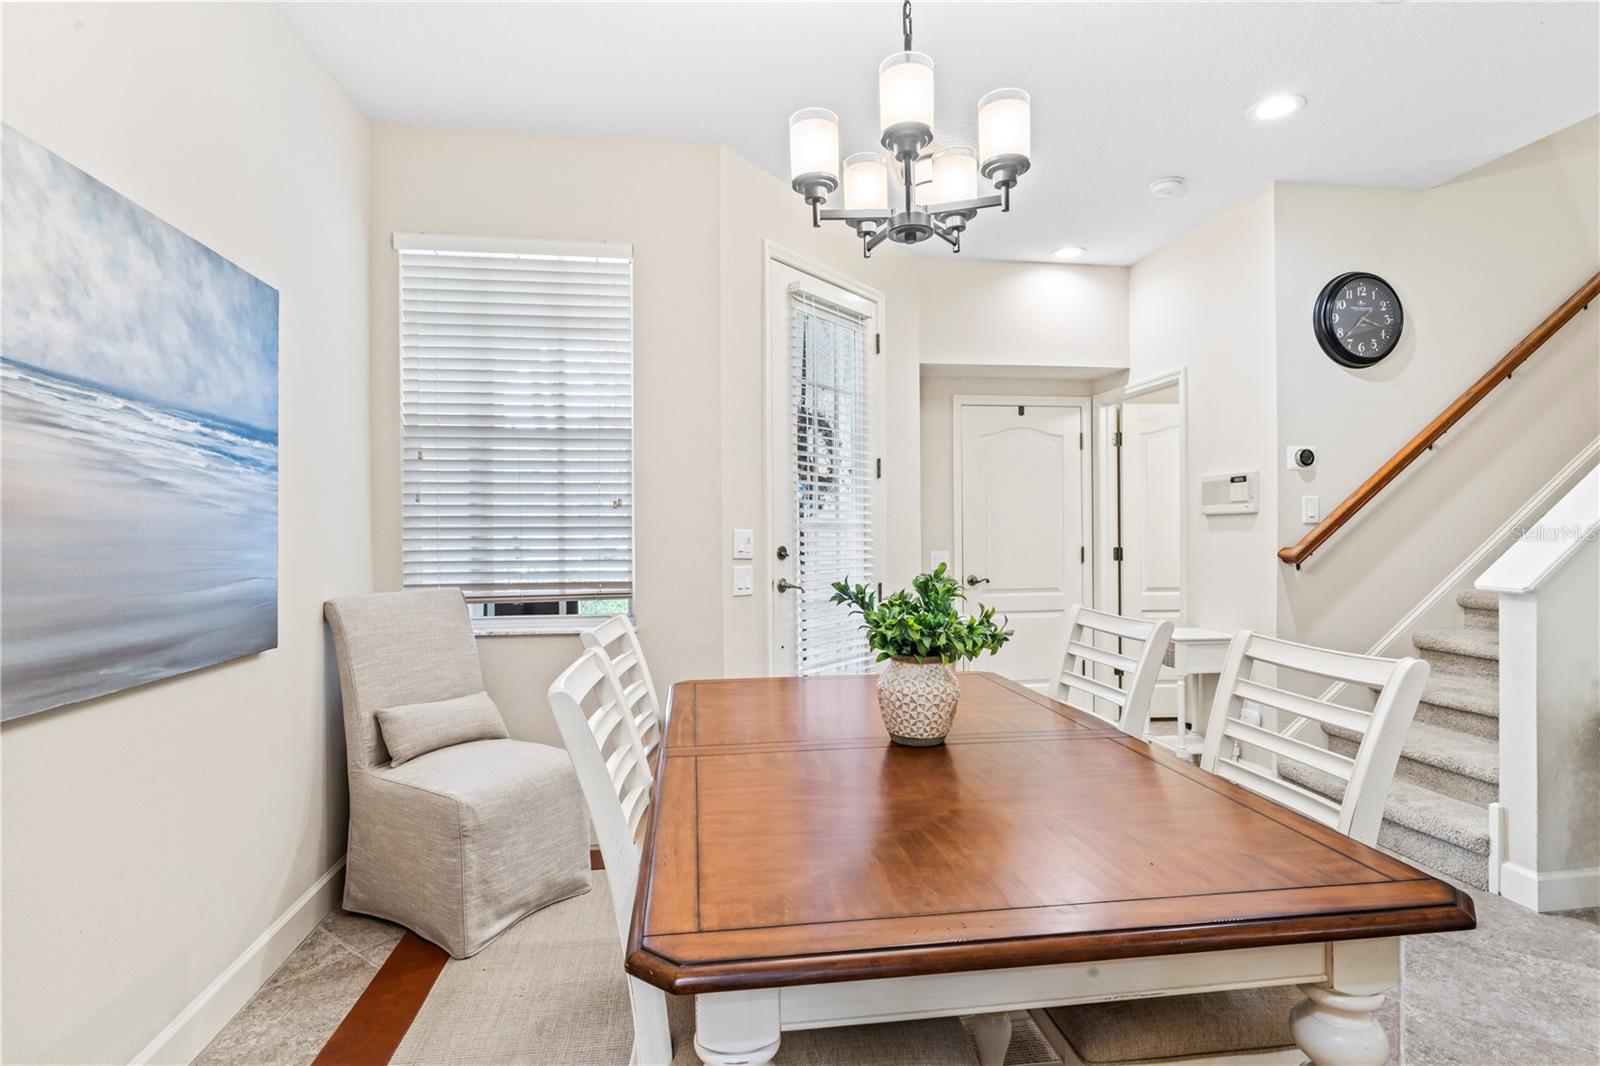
[1282,589,1499,889]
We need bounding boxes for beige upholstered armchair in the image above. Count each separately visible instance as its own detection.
[324,589,589,958]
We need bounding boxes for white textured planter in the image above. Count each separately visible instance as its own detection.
[878,656,961,746]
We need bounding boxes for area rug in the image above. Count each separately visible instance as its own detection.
[317,874,1059,1065]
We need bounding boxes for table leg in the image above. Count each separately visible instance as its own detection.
[1290,939,1398,1066]
[694,988,781,1065]
[970,1012,1012,1066]
[628,978,672,1066]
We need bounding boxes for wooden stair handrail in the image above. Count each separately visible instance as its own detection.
[1280,271,1600,567]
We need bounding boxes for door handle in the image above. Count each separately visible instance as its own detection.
[776,578,805,593]
[966,575,990,587]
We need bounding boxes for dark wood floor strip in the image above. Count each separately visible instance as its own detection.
[312,932,447,1066]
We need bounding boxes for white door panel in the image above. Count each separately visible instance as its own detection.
[959,403,1088,692]
[1120,402,1183,716]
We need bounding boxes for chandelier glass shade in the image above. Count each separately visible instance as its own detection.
[842,152,890,211]
[786,1,1031,256]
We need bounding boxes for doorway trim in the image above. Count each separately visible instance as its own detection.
[950,394,1094,656]
[1091,368,1189,628]
[761,241,886,674]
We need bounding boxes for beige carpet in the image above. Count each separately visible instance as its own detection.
[392,874,1059,1065]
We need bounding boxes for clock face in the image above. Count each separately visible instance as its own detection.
[1314,272,1404,368]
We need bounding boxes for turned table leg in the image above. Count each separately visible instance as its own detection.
[695,988,781,1066]
[1290,939,1398,1066]
[971,1012,1013,1066]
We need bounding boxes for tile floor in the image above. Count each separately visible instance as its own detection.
[199,882,1598,1065]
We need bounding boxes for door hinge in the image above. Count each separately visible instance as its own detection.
[877,582,883,599]
[1112,546,1124,562]
[1079,431,1085,449]
[875,333,881,354]
[1080,546,1086,564]
[1112,431,1123,447]
[1018,405,1026,416]
[875,457,882,478]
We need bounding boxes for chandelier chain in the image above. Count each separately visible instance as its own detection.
[903,0,913,52]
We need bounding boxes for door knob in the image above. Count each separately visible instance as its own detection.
[776,578,805,593]
[966,575,990,587]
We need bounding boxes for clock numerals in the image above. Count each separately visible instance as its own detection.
[1317,273,1402,368]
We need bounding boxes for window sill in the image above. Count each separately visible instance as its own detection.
[470,617,614,638]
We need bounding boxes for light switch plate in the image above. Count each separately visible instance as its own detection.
[732,565,754,596]
[1302,496,1320,524]
[731,528,754,559]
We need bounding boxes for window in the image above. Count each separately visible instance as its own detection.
[396,234,633,623]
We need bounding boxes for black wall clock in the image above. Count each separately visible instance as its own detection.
[1314,272,1404,368]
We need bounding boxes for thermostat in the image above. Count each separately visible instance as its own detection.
[1200,471,1259,515]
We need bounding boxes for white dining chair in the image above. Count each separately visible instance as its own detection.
[582,614,664,758]
[549,649,981,1066]
[1032,631,1429,1066]
[1051,605,1173,739]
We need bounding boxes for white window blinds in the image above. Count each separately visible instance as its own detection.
[789,287,876,675]
[397,234,634,603]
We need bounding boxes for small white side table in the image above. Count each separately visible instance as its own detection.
[1146,627,1233,762]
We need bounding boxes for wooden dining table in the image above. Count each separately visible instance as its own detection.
[626,672,1475,1066]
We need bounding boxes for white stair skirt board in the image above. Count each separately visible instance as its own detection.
[131,857,346,1066]
[1498,862,1600,914]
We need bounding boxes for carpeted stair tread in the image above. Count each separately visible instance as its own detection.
[1325,718,1498,785]
[1413,628,1499,661]
[1419,674,1499,719]
[1279,759,1490,856]
[1454,588,1500,613]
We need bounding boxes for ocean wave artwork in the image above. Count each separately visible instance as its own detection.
[1,126,279,720]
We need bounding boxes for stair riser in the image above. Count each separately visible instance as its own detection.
[1328,734,1498,805]
[1378,821,1489,891]
[1462,607,1498,633]
[1418,647,1499,683]
[1415,700,1498,741]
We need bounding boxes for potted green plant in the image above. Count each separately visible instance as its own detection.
[830,563,1013,746]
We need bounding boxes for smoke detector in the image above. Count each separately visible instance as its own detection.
[1149,177,1187,199]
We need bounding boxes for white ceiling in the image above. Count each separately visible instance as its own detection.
[282,2,1599,266]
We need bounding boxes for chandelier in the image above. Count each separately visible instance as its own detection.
[787,1,1033,257]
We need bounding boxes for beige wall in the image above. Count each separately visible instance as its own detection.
[915,258,1129,373]
[369,131,1130,716]
[1273,117,1600,652]
[368,126,726,745]
[0,5,372,1063]
[918,375,1100,566]
[715,148,927,677]
[1128,186,1280,634]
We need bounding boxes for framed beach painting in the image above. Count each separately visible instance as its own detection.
[1,126,279,721]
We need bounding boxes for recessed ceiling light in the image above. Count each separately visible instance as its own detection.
[1250,93,1306,121]
[1148,177,1186,199]
[1052,245,1087,260]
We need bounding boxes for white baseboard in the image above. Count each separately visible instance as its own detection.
[130,857,346,1065]
[1498,861,1600,914]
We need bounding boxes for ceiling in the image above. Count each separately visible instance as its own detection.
[282,2,1599,266]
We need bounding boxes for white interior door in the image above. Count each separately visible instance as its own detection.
[767,258,882,675]
[957,402,1088,691]
[1119,400,1183,716]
